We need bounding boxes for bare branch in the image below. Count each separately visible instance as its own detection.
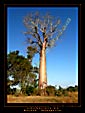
[46,17,71,48]
[26,38,38,44]
[23,12,71,50]
[23,28,43,48]
[34,26,43,45]
[44,18,61,42]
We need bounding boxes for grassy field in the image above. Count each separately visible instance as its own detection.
[7,91,78,103]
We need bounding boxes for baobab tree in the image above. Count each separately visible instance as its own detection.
[23,12,71,95]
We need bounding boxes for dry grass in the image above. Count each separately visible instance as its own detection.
[7,92,78,103]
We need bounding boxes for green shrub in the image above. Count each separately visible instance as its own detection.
[67,86,77,92]
[46,85,56,96]
[32,88,40,96]
[26,86,34,96]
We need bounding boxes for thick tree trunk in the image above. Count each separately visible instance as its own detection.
[39,42,47,92]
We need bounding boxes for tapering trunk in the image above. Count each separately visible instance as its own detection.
[39,42,47,90]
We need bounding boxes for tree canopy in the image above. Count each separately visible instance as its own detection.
[7,50,38,95]
[23,12,71,52]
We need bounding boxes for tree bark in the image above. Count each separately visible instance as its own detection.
[39,42,47,91]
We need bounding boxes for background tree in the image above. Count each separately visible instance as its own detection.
[7,50,38,95]
[26,46,39,73]
[23,12,71,95]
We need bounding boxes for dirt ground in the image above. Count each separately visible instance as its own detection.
[7,92,78,103]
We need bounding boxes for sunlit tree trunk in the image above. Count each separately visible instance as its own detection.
[39,41,47,93]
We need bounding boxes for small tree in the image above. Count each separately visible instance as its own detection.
[23,12,71,95]
[7,50,38,95]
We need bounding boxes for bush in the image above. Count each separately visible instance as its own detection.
[67,86,77,92]
[62,90,68,96]
[46,85,56,96]
[31,88,40,96]
[26,86,34,96]
[74,85,78,91]
[10,88,16,95]
[7,85,11,94]
[56,90,62,96]
[14,89,21,97]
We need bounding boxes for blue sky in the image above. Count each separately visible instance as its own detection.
[7,7,78,88]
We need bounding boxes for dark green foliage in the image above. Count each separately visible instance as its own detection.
[7,86,16,95]
[46,85,56,96]
[11,88,16,95]
[7,50,38,95]
[55,85,78,96]
[31,88,39,96]
[7,50,31,87]
[58,85,63,91]
[26,85,34,96]
[55,86,63,96]
[33,67,39,73]
[27,46,38,63]
[7,85,11,94]
[74,85,78,91]
[7,77,14,94]
[67,85,78,92]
